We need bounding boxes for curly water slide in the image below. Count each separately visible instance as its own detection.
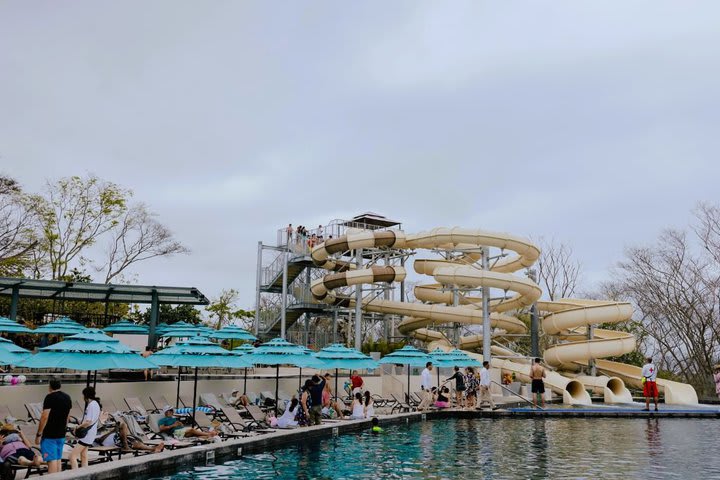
[310,228,697,405]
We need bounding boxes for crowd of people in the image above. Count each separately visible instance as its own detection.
[14,379,166,475]
[416,361,500,411]
[271,370,376,428]
[284,224,331,249]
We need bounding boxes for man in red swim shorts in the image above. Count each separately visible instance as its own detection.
[642,357,659,411]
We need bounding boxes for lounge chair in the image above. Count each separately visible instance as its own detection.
[390,394,414,414]
[179,395,195,409]
[220,407,273,434]
[198,393,224,411]
[146,414,192,449]
[24,403,43,423]
[193,411,247,439]
[102,399,122,415]
[124,397,148,417]
[117,413,166,451]
[368,394,390,408]
[0,405,12,421]
[244,405,276,430]
[149,395,173,412]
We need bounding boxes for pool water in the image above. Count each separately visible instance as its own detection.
[149,418,720,479]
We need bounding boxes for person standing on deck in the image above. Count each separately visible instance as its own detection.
[713,366,720,400]
[642,357,659,411]
[142,346,153,381]
[309,375,326,425]
[530,358,546,409]
[478,361,497,410]
[418,362,434,410]
[444,366,465,408]
[286,224,294,245]
[349,371,364,396]
[35,379,72,474]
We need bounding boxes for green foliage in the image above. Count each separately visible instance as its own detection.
[361,339,406,356]
[130,303,202,325]
[206,289,254,330]
[33,175,129,280]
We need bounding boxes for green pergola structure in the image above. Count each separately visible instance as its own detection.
[0,277,209,347]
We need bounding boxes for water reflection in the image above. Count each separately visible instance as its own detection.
[645,418,661,459]
[148,418,719,480]
[528,419,548,479]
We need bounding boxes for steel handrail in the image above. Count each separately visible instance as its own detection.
[491,380,544,410]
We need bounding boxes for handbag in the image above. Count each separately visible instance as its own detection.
[74,420,96,439]
[75,408,98,438]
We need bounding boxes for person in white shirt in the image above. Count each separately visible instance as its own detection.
[418,362,434,410]
[69,387,101,470]
[641,357,659,411]
[478,361,497,410]
[277,399,299,428]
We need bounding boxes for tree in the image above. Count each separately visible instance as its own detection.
[206,289,254,330]
[30,175,188,283]
[128,304,202,325]
[0,177,38,275]
[613,212,720,395]
[34,175,129,280]
[99,203,189,283]
[535,237,582,300]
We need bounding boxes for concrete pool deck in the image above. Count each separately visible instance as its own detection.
[46,405,720,480]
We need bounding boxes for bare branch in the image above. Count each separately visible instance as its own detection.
[99,203,189,283]
[535,237,582,301]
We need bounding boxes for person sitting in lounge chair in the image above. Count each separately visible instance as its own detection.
[94,418,164,453]
[0,424,41,467]
[228,390,250,408]
[157,407,218,441]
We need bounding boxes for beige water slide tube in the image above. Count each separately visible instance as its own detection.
[310,227,698,405]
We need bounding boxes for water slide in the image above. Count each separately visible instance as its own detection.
[310,227,698,405]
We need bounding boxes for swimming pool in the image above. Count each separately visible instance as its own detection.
[148,418,720,479]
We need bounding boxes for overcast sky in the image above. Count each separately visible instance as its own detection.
[1,1,719,309]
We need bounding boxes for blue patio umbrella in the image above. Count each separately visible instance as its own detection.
[378,345,430,401]
[315,344,379,402]
[161,328,210,339]
[103,319,150,335]
[17,328,157,387]
[150,336,252,423]
[154,322,171,334]
[429,347,481,387]
[0,337,31,365]
[31,317,87,336]
[232,343,255,395]
[0,317,33,334]
[209,326,257,342]
[242,338,326,415]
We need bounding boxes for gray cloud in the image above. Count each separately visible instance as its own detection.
[1,1,719,306]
